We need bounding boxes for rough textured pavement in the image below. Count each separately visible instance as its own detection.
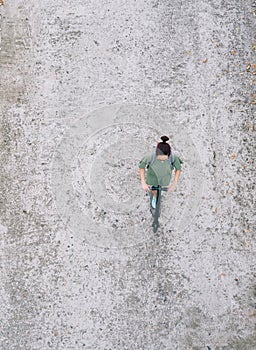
[0,0,256,349]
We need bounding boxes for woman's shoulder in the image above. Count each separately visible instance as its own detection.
[139,154,151,168]
[172,153,183,169]
[141,154,151,161]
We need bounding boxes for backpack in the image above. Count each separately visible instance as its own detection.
[146,144,175,169]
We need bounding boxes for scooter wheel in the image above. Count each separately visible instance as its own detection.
[153,224,158,233]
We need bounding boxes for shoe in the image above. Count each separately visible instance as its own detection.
[151,196,157,209]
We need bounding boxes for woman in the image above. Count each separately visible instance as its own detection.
[139,136,182,209]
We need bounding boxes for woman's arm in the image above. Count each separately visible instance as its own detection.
[168,169,181,192]
[140,168,151,192]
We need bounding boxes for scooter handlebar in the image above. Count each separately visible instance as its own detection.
[150,186,168,192]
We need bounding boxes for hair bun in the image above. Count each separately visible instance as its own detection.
[160,135,169,143]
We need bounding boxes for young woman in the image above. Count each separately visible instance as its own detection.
[139,136,182,208]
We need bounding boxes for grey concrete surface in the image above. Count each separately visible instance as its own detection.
[0,0,255,349]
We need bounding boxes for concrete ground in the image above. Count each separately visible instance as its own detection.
[0,0,255,349]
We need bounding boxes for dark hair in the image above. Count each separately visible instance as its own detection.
[156,135,171,156]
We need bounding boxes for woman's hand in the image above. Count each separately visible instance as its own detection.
[168,182,177,192]
[141,181,151,192]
